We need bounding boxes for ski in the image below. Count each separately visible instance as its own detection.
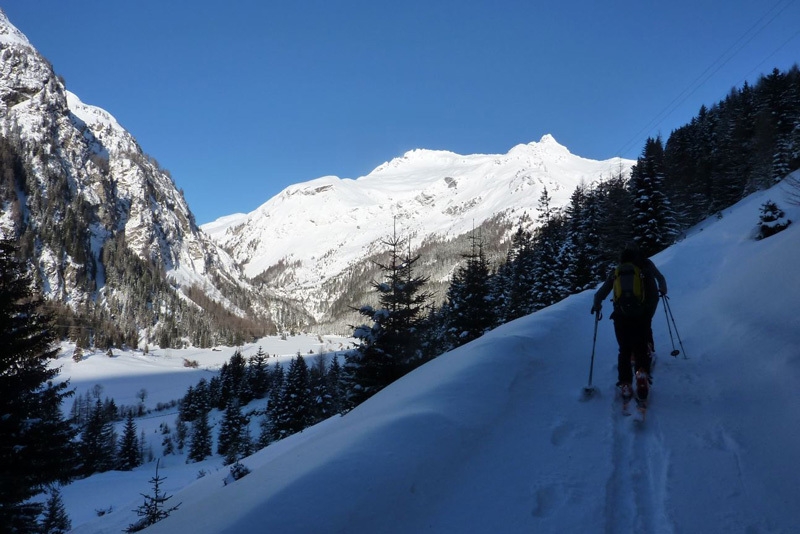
[617,384,633,416]
[633,399,647,423]
[621,398,632,416]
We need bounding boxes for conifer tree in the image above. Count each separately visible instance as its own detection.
[275,355,312,438]
[561,182,603,292]
[344,227,431,407]
[308,356,331,423]
[0,240,77,531]
[175,418,189,452]
[247,346,271,399]
[530,188,566,308]
[161,423,175,455]
[218,350,249,408]
[629,136,678,257]
[187,409,213,463]
[118,412,142,471]
[80,399,118,475]
[443,228,494,347]
[125,460,180,533]
[217,397,247,464]
[40,486,71,534]
[498,223,535,322]
[596,171,635,265]
[327,354,346,415]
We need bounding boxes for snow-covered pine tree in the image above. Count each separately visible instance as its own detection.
[499,224,536,322]
[344,226,431,408]
[758,199,791,239]
[443,227,494,348]
[247,346,271,399]
[218,350,249,408]
[561,182,605,292]
[629,136,679,257]
[281,355,313,436]
[187,396,212,463]
[530,187,566,309]
[217,397,248,464]
[309,356,331,423]
[326,354,345,415]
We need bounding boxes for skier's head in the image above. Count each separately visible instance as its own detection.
[620,243,640,263]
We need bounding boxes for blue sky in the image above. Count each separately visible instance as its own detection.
[4,1,799,224]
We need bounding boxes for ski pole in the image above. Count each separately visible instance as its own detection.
[662,294,679,356]
[584,310,601,395]
[663,295,687,359]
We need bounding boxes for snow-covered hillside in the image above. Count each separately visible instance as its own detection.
[56,177,800,533]
[203,135,633,321]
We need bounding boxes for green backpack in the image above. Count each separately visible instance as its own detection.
[613,262,646,316]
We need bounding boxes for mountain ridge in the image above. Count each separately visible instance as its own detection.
[202,134,633,323]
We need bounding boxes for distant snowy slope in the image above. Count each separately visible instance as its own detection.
[203,135,632,321]
[65,179,799,533]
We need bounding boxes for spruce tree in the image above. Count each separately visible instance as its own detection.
[283,355,312,433]
[629,136,678,257]
[247,346,271,399]
[344,227,430,407]
[217,397,247,464]
[187,408,212,463]
[125,460,181,533]
[218,350,248,408]
[498,224,535,322]
[0,241,77,531]
[444,228,494,347]
[596,171,634,264]
[530,188,566,309]
[308,356,331,423]
[118,412,142,471]
[269,356,312,440]
[80,399,118,475]
[40,486,71,534]
[326,354,345,415]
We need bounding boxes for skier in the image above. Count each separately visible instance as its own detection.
[590,246,667,407]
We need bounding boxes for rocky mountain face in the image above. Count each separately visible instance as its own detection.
[203,136,633,331]
[0,11,311,347]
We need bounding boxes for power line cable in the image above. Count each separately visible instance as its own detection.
[737,25,800,85]
[616,0,797,158]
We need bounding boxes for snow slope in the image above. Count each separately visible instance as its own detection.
[63,179,800,533]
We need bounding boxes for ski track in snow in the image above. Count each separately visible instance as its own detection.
[604,389,672,534]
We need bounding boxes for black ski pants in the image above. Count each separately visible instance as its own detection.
[612,314,651,385]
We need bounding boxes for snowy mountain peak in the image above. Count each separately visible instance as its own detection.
[203,138,634,324]
[0,9,32,48]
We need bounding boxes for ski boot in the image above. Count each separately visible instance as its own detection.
[617,382,633,415]
[635,369,649,418]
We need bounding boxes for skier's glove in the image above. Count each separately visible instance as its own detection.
[590,304,601,315]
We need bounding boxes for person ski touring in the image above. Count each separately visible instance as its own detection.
[590,245,667,410]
